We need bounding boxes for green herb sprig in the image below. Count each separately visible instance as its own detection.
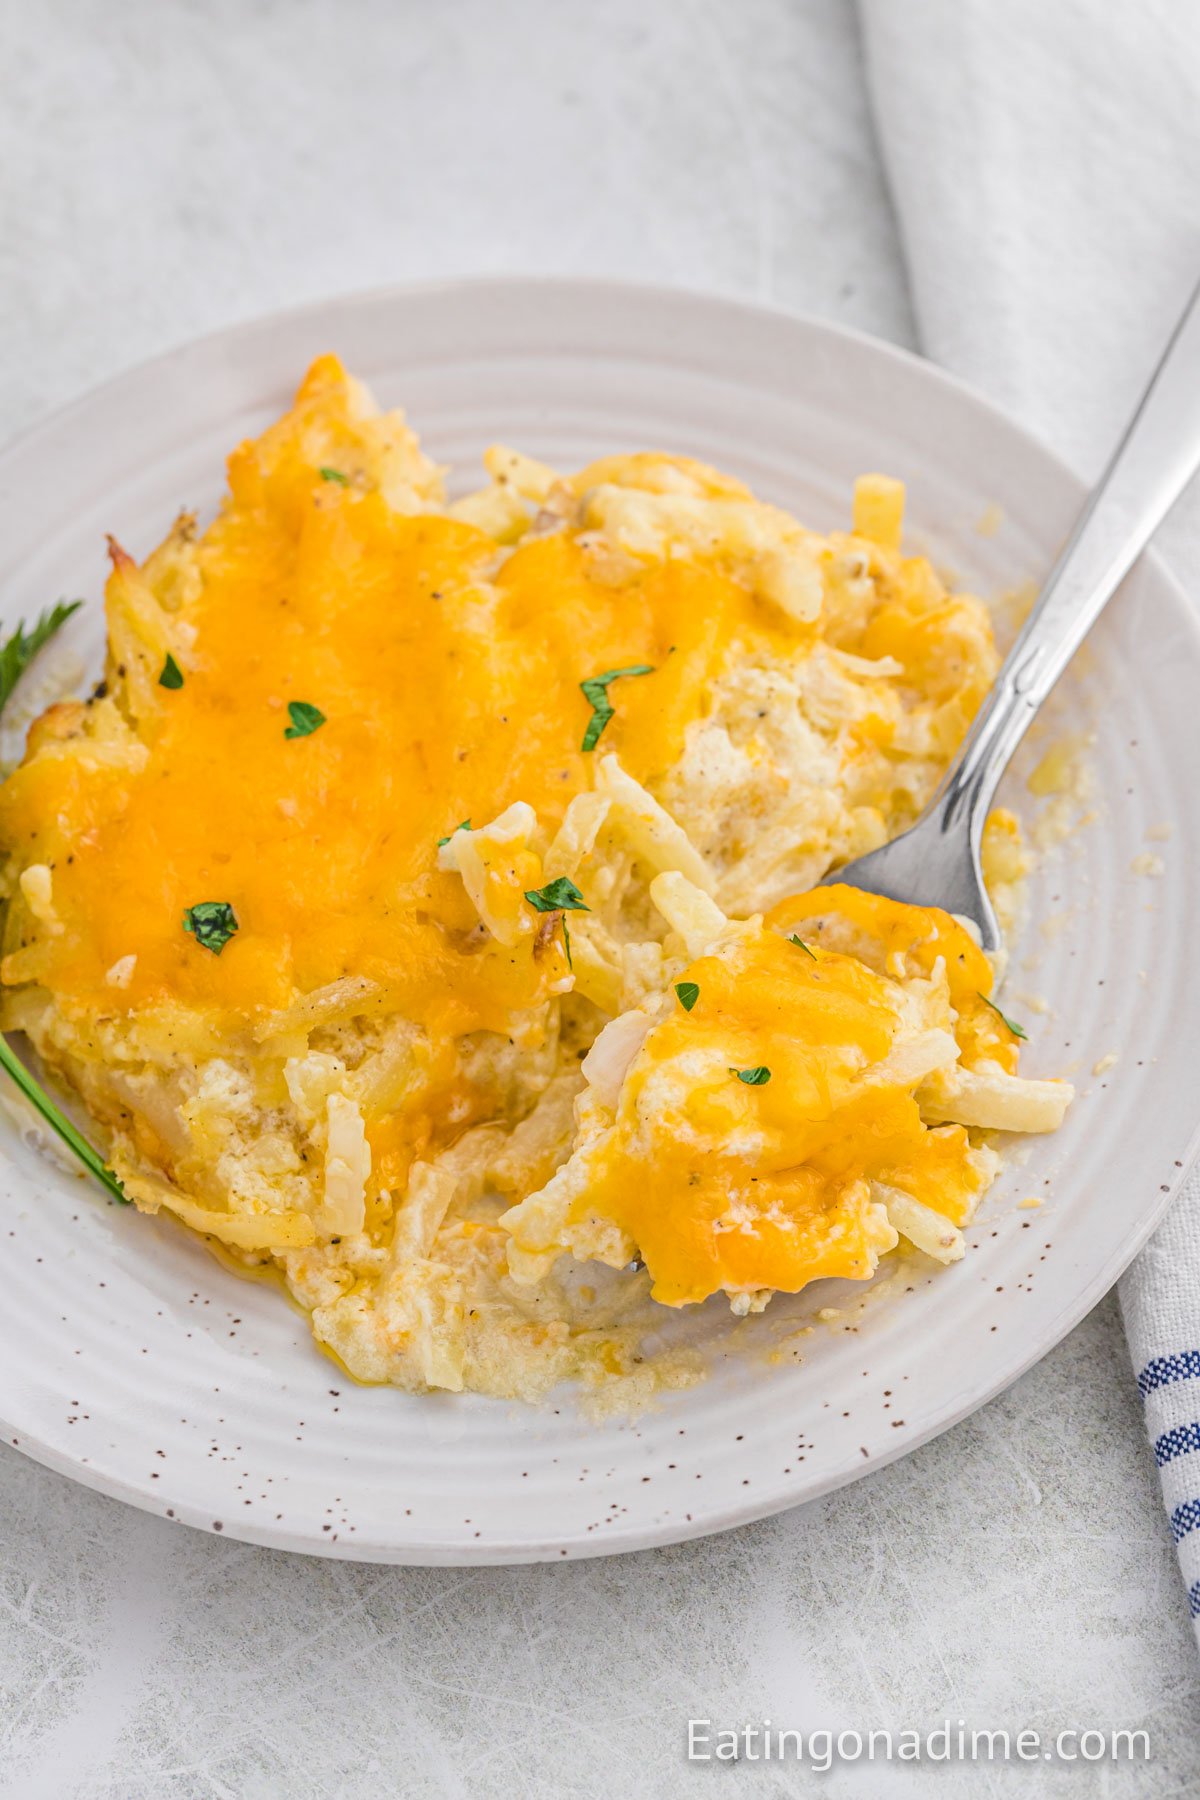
[978,992,1028,1041]
[0,601,82,715]
[0,598,131,1202]
[731,1065,772,1086]
[524,877,590,913]
[183,901,240,955]
[674,981,700,1012]
[159,653,184,690]
[0,1036,128,1203]
[284,701,326,739]
[579,664,654,752]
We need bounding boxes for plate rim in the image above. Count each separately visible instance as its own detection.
[2,273,1198,1563]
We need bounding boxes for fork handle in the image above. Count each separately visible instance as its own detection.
[933,273,1200,836]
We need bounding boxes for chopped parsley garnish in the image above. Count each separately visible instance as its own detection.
[158,652,184,690]
[562,918,573,969]
[437,819,471,847]
[979,992,1028,1040]
[674,981,700,1012]
[731,1065,772,1086]
[319,466,350,485]
[788,933,817,959]
[579,663,655,752]
[524,876,590,913]
[284,700,326,739]
[183,901,239,955]
[0,600,82,717]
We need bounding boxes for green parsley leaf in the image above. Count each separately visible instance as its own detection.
[0,600,82,718]
[731,1065,772,1086]
[524,876,590,913]
[319,466,350,485]
[579,663,655,752]
[284,700,326,739]
[158,652,184,690]
[183,901,239,955]
[788,933,817,959]
[674,981,700,1012]
[978,992,1028,1041]
[437,819,471,848]
[562,917,573,970]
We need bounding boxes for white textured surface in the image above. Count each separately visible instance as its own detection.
[0,3,1197,1795]
[7,280,1200,1572]
[861,0,1200,1659]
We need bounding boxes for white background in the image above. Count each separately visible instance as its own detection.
[1,3,1197,1795]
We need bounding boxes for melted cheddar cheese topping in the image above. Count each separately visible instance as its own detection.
[0,357,1069,1403]
[502,888,1005,1308]
[1,453,769,1031]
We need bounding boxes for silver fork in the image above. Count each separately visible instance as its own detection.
[830,275,1200,952]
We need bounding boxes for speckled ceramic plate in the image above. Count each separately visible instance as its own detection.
[1,279,1198,1563]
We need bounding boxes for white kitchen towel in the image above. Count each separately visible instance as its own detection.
[858,0,1200,1638]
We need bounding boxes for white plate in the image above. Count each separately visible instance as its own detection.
[1,278,1197,1564]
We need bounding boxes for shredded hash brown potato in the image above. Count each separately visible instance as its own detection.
[0,357,1072,1404]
